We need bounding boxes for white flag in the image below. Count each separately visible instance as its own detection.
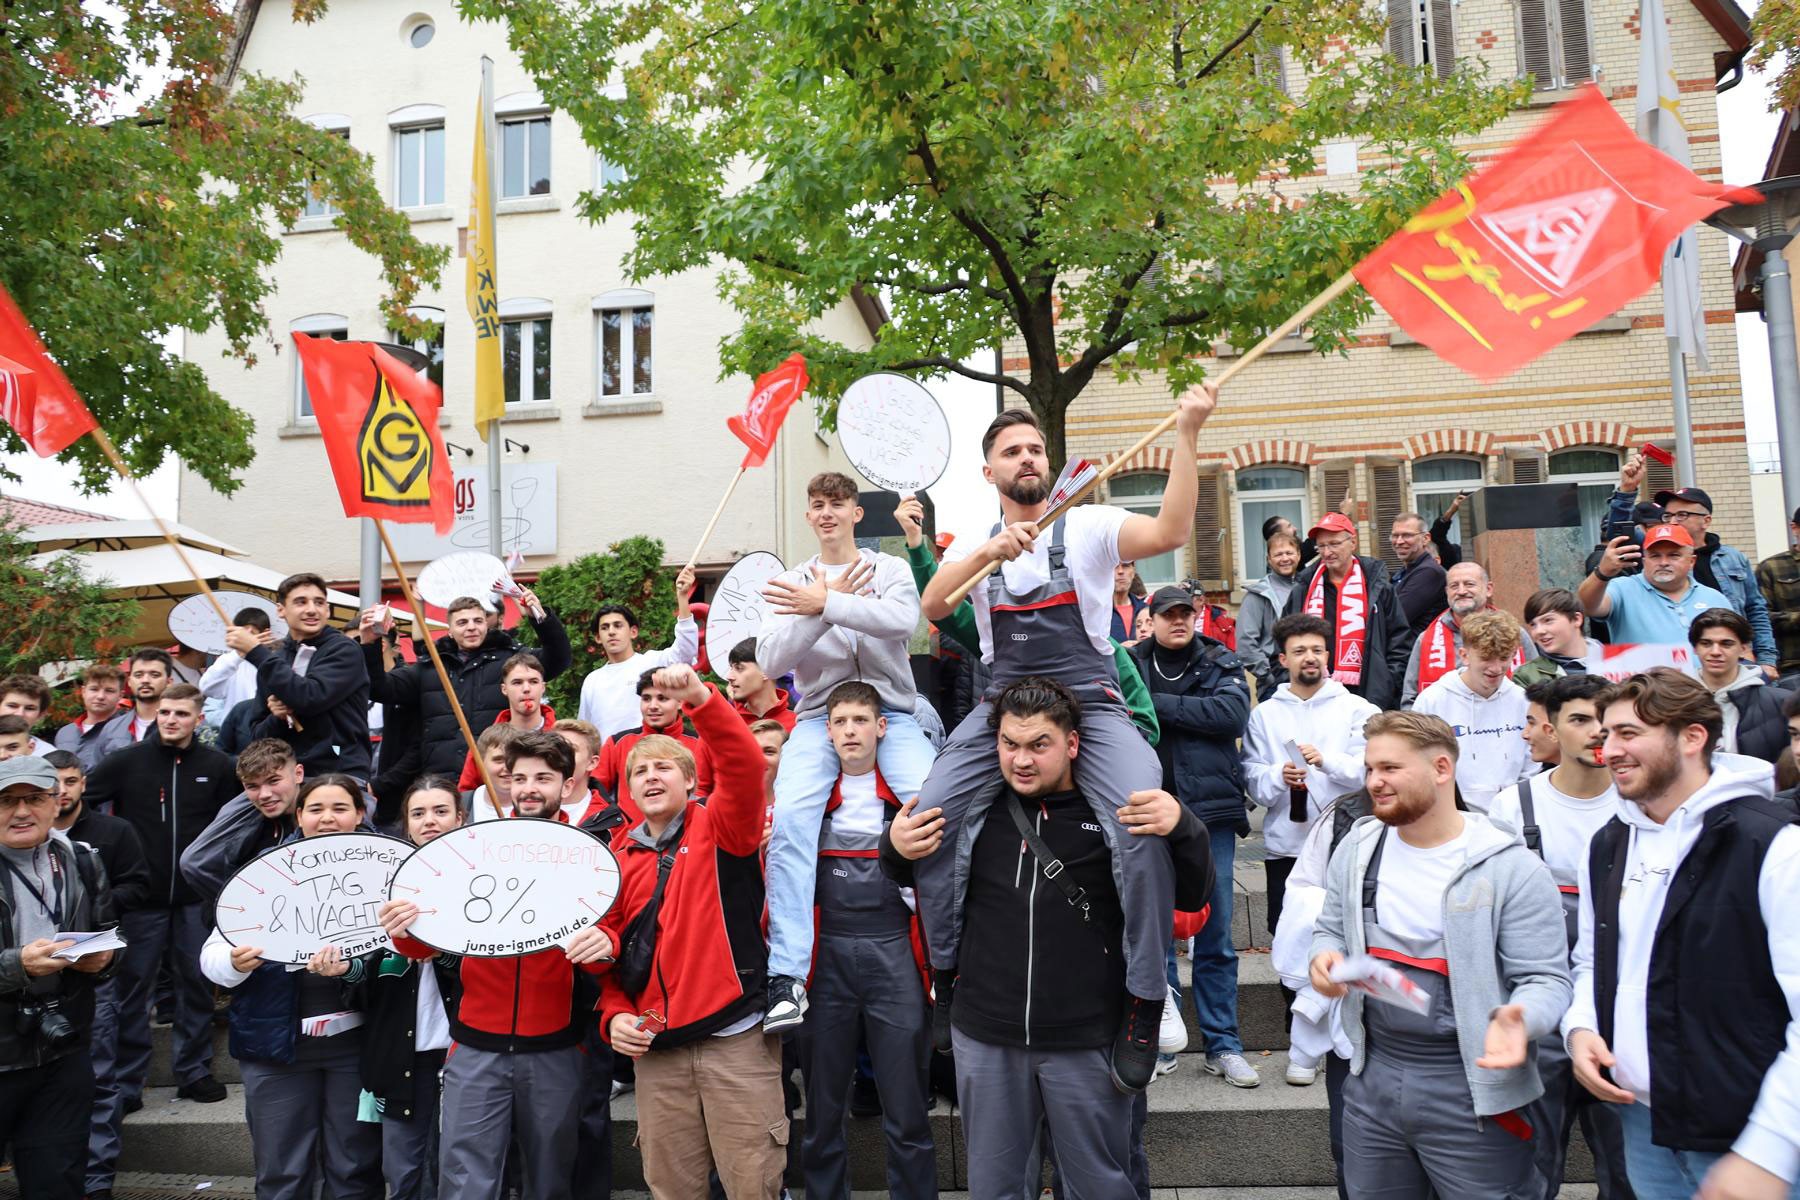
[1637,0,1709,368]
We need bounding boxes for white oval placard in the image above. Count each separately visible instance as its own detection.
[215,832,412,964]
[416,551,512,612]
[704,551,786,674]
[836,372,952,494]
[169,591,288,655]
[388,819,621,958]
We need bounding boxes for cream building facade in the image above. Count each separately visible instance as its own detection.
[1065,0,1758,597]
[178,0,878,584]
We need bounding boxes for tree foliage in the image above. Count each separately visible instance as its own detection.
[0,0,449,493]
[0,521,140,726]
[1751,4,1800,114]
[460,0,1524,461]
[521,535,678,717]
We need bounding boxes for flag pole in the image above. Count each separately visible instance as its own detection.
[375,518,506,819]
[942,269,1361,608]
[86,427,233,627]
[683,466,747,574]
[1669,339,1697,488]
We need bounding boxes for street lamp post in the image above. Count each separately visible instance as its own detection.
[1706,175,1800,526]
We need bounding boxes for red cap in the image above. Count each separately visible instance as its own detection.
[1308,512,1356,539]
[1642,523,1694,549]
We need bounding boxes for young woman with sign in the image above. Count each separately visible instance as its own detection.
[197,776,384,1200]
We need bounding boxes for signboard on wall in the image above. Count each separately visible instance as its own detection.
[387,462,558,562]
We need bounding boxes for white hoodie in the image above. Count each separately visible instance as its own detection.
[1242,680,1380,858]
[1562,756,1800,1184]
[1412,672,1530,811]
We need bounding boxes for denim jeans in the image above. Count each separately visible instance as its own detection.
[1166,824,1242,1055]
[765,710,937,980]
[1618,1101,1800,1200]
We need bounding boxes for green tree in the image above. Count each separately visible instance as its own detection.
[523,536,678,718]
[1751,3,1800,113]
[0,521,140,727]
[461,0,1523,462]
[0,0,449,493]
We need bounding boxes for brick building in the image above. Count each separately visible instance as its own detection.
[1060,0,1756,597]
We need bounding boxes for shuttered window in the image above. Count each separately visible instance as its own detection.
[1642,443,1677,499]
[1189,467,1229,587]
[1517,0,1593,89]
[1371,461,1408,570]
[1388,0,1455,75]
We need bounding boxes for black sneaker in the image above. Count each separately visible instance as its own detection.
[763,975,808,1033]
[121,1096,143,1116]
[176,1075,228,1103]
[1108,994,1164,1094]
[931,968,956,1055]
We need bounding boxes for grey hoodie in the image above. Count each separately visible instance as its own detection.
[1237,572,1297,695]
[1312,810,1572,1116]
[755,548,922,721]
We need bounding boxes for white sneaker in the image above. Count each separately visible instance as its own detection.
[1204,1051,1261,1088]
[609,1079,634,1099]
[1157,985,1187,1054]
[1285,1059,1318,1086]
[1152,1052,1179,1080]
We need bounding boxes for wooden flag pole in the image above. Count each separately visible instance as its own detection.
[87,427,233,627]
[375,519,506,820]
[942,269,1361,608]
[682,465,747,573]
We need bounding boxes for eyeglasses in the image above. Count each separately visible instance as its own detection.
[1662,509,1708,521]
[1316,536,1355,550]
[0,791,55,810]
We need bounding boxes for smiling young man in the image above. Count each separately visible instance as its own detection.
[912,388,1216,1090]
[595,668,715,813]
[576,567,698,739]
[1688,607,1788,763]
[1310,711,1571,1199]
[757,471,933,1033]
[725,638,796,732]
[178,739,305,906]
[228,573,371,778]
[1514,589,1605,688]
[0,674,55,757]
[364,587,572,779]
[1412,610,1533,812]
[456,652,556,790]
[53,664,131,770]
[593,663,784,1200]
[121,650,174,743]
[1564,670,1800,1200]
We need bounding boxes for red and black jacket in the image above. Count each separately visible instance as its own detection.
[455,702,559,791]
[597,720,715,803]
[733,689,797,732]
[597,685,766,1049]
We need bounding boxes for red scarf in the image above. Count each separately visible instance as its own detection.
[1305,558,1368,686]
[1417,608,1526,691]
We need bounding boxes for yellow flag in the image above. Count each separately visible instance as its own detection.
[467,57,503,441]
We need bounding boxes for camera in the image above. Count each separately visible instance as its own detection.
[17,997,79,1054]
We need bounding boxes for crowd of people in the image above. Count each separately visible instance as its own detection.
[1,396,1798,1200]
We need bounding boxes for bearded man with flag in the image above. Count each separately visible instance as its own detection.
[1280,513,1413,712]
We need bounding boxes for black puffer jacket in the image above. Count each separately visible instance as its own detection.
[1278,556,1413,712]
[245,626,373,777]
[1130,635,1251,834]
[83,735,239,908]
[364,612,572,778]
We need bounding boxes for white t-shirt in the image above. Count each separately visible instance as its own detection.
[562,791,593,828]
[415,959,452,1052]
[1374,826,1470,945]
[576,618,700,738]
[830,771,883,840]
[950,504,1131,662]
[1488,772,1617,890]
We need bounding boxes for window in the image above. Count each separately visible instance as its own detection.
[1235,466,1309,582]
[500,116,551,198]
[502,315,552,405]
[1388,0,1455,78]
[301,120,350,218]
[1517,0,1592,89]
[395,122,445,208]
[595,156,629,190]
[1549,448,1620,544]
[1109,475,1179,587]
[1410,456,1483,546]
[405,17,435,47]
[290,315,349,420]
[395,306,445,392]
[598,305,653,397]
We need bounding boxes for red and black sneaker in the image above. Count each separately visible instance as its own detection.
[1109,993,1165,1093]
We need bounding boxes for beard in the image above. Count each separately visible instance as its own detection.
[1296,664,1325,686]
[1615,748,1685,803]
[1372,785,1437,827]
[1000,473,1049,506]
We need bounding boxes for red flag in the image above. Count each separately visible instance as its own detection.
[293,334,455,533]
[727,354,809,468]
[1641,442,1675,467]
[0,282,98,456]
[1354,87,1761,381]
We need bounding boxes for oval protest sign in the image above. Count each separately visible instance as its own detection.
[215,832,412,964]
[169,590,287,655]
[837,372,952,494]
[705,550,786,674]
[388,819,622,958]
[416,550,512,612]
